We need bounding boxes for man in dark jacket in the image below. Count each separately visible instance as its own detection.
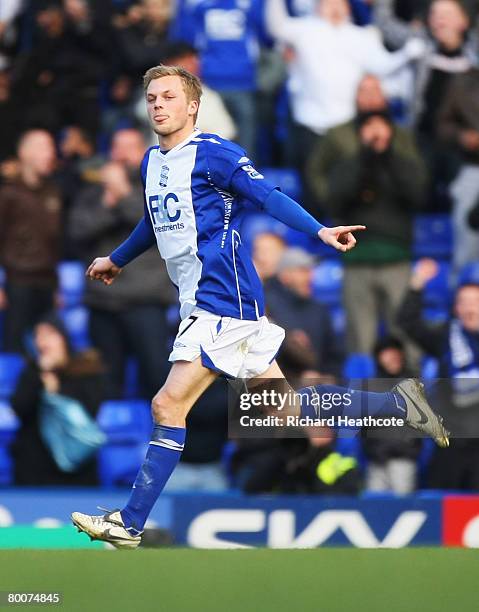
[314,99,426,356]
[69,128,176,398]
[398,258,479,490]
[0,129,62,352]
[264,247,343,378]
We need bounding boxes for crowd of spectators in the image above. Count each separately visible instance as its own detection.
[2,0,479,494]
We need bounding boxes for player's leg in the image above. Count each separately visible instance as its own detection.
[72,358,218,548]
[247,359,405,421]
[119,358,218,529]
[248,361,449,448]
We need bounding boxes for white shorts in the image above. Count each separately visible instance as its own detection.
[169,307,285,379]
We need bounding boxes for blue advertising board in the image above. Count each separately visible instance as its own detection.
[171,494,442,548]
[0,488,171,529]
[0,489,443,548]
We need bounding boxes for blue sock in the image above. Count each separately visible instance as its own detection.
[298,385,406,420]
[121,424,186,534]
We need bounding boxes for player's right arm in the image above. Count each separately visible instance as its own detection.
[87,148,157,285]
[86,214,156,285]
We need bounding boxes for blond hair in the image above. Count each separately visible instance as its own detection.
[143,65,202,120]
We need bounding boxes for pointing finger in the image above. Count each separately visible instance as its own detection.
[340,225,366,233]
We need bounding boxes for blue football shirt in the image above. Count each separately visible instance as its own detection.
[141,129,277,321]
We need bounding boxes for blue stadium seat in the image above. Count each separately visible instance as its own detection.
[261,168,302,202]
[414,214,452,259]
[97,400,152,444]
[423,306,449,324]
[458,261,479,287]
[98,443,148,487]
[422,357,439,380]
[0,354,25,399]
[0,445,13,486]
[343,354,376,379]
[0,267,4,349]
[0,312,4,352]
[241,212,289,249]
[97,400,153,486]
[283,226,340,258]
[60,306,90,351]
[312,260,343,306]
[124,358,141,399]
[0,400,19,445]
[0,401,19,487]
[58,261,86,308]
[330,305,346,337]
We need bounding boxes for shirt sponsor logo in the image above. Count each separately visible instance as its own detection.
[149,193,183,232]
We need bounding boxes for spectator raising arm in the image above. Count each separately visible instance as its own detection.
[397,259,446,357]
[265,0,305,43]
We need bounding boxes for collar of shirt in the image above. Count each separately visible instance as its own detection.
[158,128,203,158]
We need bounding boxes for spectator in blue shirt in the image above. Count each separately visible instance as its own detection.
[171,0,266,159]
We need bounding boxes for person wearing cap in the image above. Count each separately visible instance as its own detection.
[397,258,479,490]
[264,247,344,378]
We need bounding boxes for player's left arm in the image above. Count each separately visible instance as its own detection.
[263,189,366,253]
[207,143,366,252]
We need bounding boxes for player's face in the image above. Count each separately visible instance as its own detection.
[454,286,479,332]
[146,75,198,138]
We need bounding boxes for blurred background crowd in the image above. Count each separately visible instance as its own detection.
[2,0,479,497]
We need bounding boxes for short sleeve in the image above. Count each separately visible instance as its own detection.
[206,141,277,209]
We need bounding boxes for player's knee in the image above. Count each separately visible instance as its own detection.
[151,388,186,425]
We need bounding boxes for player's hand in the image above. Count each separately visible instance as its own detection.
[318,225,366,253]
[410,258,439,290]
[86,256,122,286]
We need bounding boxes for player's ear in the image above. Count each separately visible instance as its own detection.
[188,99,199,117]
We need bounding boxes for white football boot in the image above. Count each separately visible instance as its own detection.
[393,378,450,448]
[71,508,142,549]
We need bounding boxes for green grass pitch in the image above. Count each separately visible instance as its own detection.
[0,548,476,612]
